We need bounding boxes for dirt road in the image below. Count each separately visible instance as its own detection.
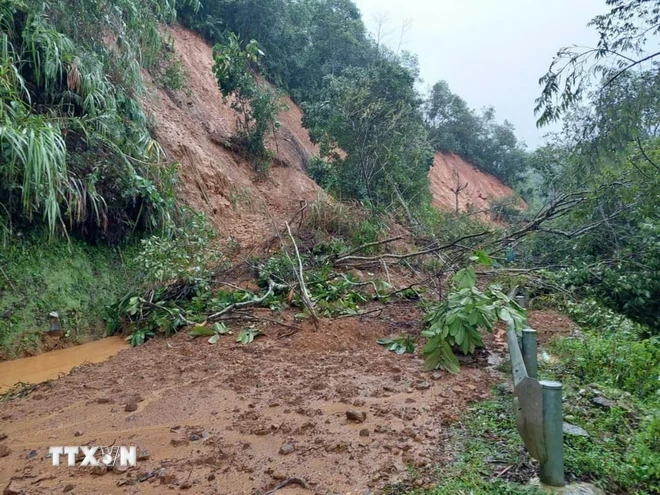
[0,303,499,494]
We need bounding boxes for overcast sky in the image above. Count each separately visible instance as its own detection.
[352,0,608,148]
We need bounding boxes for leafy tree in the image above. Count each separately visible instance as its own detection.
[303,56,433,209]
[212,32,286,173]
[425,80,529,185]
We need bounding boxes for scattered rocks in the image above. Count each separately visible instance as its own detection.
[3,480,23,495]
[592,396,614,409]
[359,428,370,437]
[346,410,367,423]
[91,465,108,476]
[279,443,295,455]
[563,422,590,438]
[125,403,139,413]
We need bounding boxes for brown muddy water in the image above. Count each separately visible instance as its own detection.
[0,336,129,393]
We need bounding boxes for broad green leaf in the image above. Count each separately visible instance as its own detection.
[190,325,215,337]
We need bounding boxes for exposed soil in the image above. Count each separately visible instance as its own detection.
[0,302,499,494]
[428,153,524,216]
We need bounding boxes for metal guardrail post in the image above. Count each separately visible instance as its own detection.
[540,380,565,487]
[521,329,538,379]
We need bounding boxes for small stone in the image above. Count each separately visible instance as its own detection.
[180,481,192,490]
[124,403,139,413]
[432,372,443,380]
[416,381,431,390]
[563,423,589,438]
[592,396,614,409]
[279,443,295,455]
[170,439,189,448]
[0,433,7,442]
[3,480,23,495]
[189,434,200,442]
[359,428,370,437]
[62,485,75,493]
[27,450,37,459]
[97,396,112,404]
[137,449,151,461]
[91,465,108,476]
[207,474,216,481]
[0,445,11,457]
[346,410,367,423]
[74,431,83,437]
[113,464,129,474]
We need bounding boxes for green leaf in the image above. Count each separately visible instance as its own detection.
[454,267,477,289]
[190,325,214,337]
[208,333,220,345]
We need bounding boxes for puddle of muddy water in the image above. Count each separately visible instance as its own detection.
[0,337,129,393]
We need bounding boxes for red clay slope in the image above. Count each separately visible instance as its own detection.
[143,25,322,247]
[144,25,518,242]
[429,152,519,214]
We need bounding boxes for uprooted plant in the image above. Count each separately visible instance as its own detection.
[421,256,527,374]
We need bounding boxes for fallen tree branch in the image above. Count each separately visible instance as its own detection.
[334,230,491,265]
[207,279,286,320]
[286,221,319,325]
[333,235,403,260]
[264,477,309,495]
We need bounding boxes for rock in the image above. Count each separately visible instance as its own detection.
[97,396,113,404]
[592,396,614,409]
[563,422,589,438]
[91,465,108,476]
[170,439,189,448]
[346,410,367,423]
[74,431,83,437]
[189,434,200,442]
[279,443,295,455]
[137,449,151,461]
[530,478,605,495]
[0,433,7,442]
[180,481,192,490]
[62,485,75,493]
[3,480,23,495]
[432,372,443,380]
[207,474,215,481]
[0,445,11,457]
[359,428,370,437]
[124,403,139,413]
[27,449,37,459]
[416,381,431,390]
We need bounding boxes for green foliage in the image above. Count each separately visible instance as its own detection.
[378,335,416,355]
[303,60,433,208]
[190,322,231,344]
[0,0,195,242]
[212,32,286,174]
[422,267,527,373]
[542,300,660,493]
[134,211,222,290]
[236,326,263,344]
[0,233,131,357]
[425,80,530,185]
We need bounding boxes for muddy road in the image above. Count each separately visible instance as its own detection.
[0,303,502,494]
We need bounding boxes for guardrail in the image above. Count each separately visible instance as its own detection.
[506,324,565,487]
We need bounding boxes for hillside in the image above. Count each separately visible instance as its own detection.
[429,152,519,214]
[147,26,517,238]
[145,26,322,246]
